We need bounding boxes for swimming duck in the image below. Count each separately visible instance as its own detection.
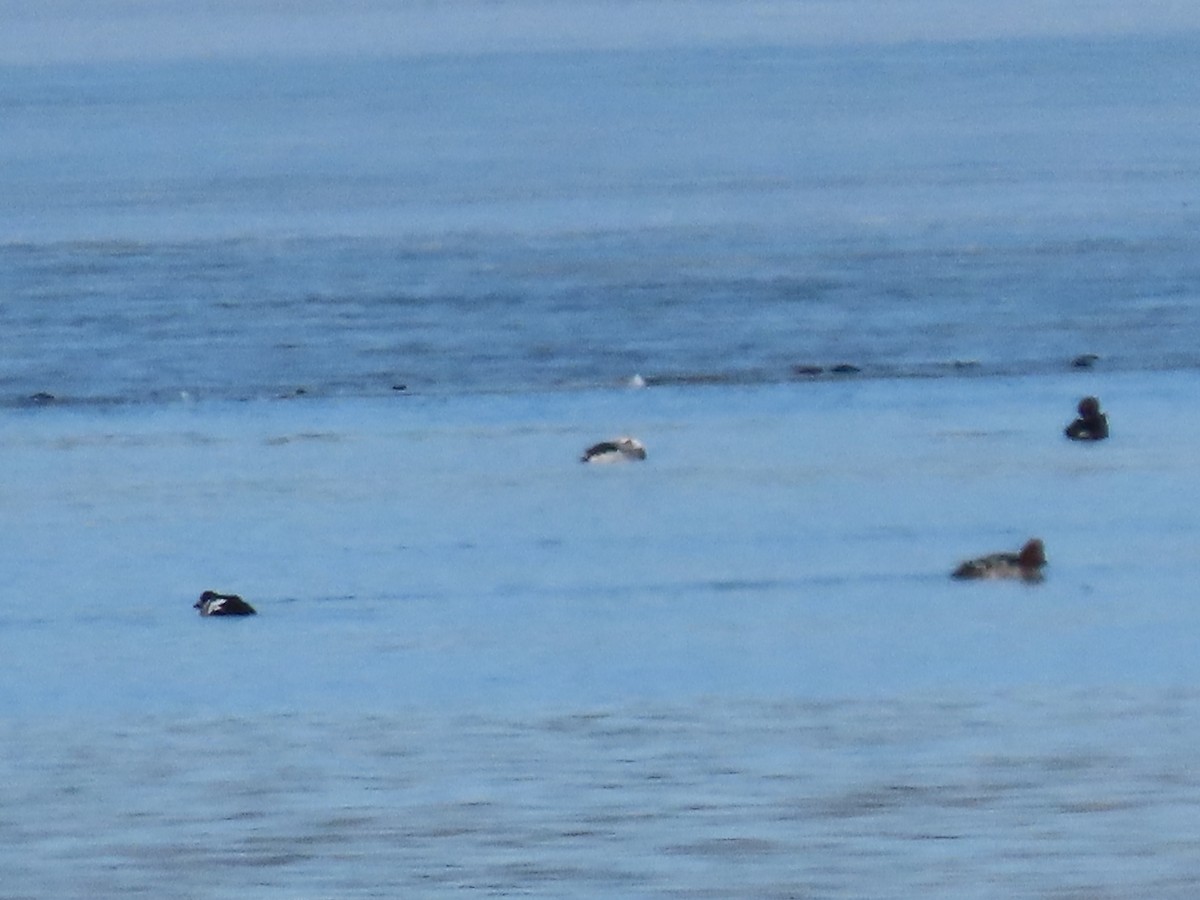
[951,539,1046,582]
[580,436,647,463]
[194,590,257,616]
[1065,396,1108,441]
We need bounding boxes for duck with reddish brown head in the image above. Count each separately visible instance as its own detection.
[952,539,1046,582]
[1065,396,1108,441]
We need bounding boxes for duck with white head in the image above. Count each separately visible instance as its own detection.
[580,436,647,464]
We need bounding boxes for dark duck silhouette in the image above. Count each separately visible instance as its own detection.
[952,539,1046,582]
[1065,396,1108,441]
[580,436,647,463]
[194,590,257,616]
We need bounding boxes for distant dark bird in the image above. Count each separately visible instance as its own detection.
[194,590,257,616]
[952,539,1046,582]
[1071,353,1100,369]
[581,436,647,464]
[1064,396,1109,441]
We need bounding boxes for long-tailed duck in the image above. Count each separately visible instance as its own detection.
[1065,396,1108,441]
[952,539,1046,582]
[580,436,647,463]
[194,590,257,616]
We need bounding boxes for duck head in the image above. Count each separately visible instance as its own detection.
[616,437,647,459]
[1018,539,1046,569]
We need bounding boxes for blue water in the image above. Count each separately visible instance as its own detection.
[4,35,1200,404]
[4,8,1200,896]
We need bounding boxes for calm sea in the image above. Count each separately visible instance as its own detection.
[3,7,1200,896]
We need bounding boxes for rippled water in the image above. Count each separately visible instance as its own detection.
[5,6,1200,896]
[3,34,1200,405]
[4,374,1200,895]
[4,693,1200,899]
